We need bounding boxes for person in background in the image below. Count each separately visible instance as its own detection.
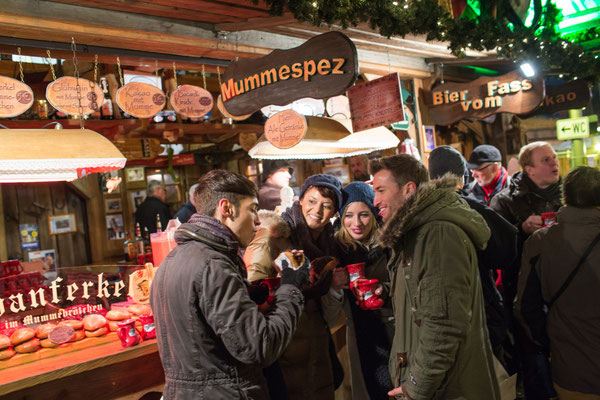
[258,160,293,211]
[516,166,600,400]
[173,183,199,224]
[244,174,350,400]
[334,181,393,399]
[347,155,371,182]
[370,154,499,400]
[150,169,308,399]
[466,144,510,205]
[428,146,519,373]
[491,141,563,400]
[135,180,171,234]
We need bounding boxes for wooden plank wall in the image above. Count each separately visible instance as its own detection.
[1,182,90,267]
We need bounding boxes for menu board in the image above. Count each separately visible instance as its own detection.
[45,76,104,116]
[116,82,166,119]
[0,76,34,118]
[170,84,213,118]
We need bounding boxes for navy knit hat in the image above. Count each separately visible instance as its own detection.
[428,146,467,179]
[300,174,343,211]
[341,181,379,218]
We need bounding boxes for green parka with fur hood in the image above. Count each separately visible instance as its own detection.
[379,176,500,400]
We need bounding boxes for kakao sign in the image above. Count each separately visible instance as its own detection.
[422,70,544,125]
[220,31,358,117]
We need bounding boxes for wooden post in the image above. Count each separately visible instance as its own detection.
[0,185,7,261]
[413,77,426,162]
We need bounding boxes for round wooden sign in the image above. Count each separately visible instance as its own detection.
[170,84,213,118]
[46,76,104,116]
[264,109,307,149]
[0,76,34,118]
[116,82,166,119]
[217,94,252,121]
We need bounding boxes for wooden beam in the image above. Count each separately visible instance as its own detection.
[359,61,431,79]
[137,0,270,18]
[215,0,272,10]
[215,13,297,32]
[48,0,242,24]
[0,12,271,61]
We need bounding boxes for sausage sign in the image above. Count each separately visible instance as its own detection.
[220,31,358,117]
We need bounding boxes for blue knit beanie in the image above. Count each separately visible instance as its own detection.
[300,174,343,211]
[341,181,379,217]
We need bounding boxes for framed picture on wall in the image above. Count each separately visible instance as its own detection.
[125,167,145,183]
[48,214,77,235]
[106,214,125,240]
[28,249,57,270]
[322,164,350,184]
[129,190,147,213]
[422,125,437,152]
[105,198,122,213]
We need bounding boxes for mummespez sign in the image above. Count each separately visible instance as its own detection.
[220,31,358,117]
[421,70,544,125]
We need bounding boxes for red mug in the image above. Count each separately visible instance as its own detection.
[262,277,281,304]
[355,279,384,310]
[346,263,366,283]
[138,313,156,340]
[117,318,140,347]
[541,212,557,227]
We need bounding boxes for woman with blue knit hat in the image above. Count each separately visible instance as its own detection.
[335,181,394,400]
[243,173,349,400]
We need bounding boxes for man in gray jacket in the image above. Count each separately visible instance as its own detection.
[150,169,308,399]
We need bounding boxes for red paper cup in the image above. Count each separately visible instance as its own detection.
[541,212,557,227]
[346,263,365,283]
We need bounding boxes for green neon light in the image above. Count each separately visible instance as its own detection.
[459,66,500,76]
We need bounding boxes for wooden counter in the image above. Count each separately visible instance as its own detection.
[0,337,164,400]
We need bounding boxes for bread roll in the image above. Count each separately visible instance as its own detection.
[35,323,56,339]
[14,338,40,353]
[82,314,107,331]
[40,338,59,348]
[108,321,119,332]
[10,328,35,345]
[282,251,305,269]
[0,334,10,350]
[59,320,83,330]
[106,310,131,321]
[0,348,15,360]
[68,329,86,342]
[127,304,152,316]
[85,327,108,338]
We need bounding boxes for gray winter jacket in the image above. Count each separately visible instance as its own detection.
[150,214,304,399]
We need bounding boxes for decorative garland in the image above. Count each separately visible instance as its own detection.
[256,0,600,83]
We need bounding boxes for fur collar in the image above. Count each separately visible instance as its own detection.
[257,210,291,239]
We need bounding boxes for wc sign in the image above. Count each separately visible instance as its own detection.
[556,116,590,140]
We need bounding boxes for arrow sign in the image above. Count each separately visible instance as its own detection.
[556,116,589,140]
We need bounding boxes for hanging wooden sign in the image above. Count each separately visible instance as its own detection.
[116,82,166,119]
[45,76,104,116]
[170,84,213,118]
[220,31,358,116]
[534,79,591,116]
[264,109,307,149]
[114,138,163,160]
[0,76,34,118]
[217,94,252,121]
[421,70,544,125]
[348,73,405,132]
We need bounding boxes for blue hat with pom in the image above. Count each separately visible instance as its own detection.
[341,181,379,218]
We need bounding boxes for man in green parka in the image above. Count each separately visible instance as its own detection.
[369,155,500,400]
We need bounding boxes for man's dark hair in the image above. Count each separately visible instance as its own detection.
[369,154,429,188]
[564,166,600,208]
[194,170,258,217]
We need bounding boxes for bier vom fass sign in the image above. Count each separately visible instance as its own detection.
[220,31,358,117]
[421,70,544,125]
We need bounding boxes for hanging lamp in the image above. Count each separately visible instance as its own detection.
[248,116,400,160]
[0,124,126,183]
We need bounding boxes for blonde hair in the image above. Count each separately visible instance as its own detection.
[519,142,552,168]
[335,208,378,251]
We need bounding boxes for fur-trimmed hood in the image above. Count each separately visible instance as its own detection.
[257,209,291,239]
[379,174,490,251]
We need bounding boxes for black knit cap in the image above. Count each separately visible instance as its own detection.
[428,146,467,179]
[300,174,343,211]
[466,145,502,170]
[262,160,293,182]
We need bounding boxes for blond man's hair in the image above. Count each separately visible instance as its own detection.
[518,141,553,168]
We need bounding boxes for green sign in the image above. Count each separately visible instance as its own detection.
[556,116,589,140]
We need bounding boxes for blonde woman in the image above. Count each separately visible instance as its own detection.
[335,181,393,400]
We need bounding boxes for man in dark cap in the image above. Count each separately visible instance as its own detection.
[258,160,294,211]
[466,145,510,205]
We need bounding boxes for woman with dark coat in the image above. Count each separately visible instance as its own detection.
[334,181,393,399]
